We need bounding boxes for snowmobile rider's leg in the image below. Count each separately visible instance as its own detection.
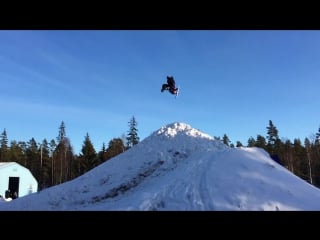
[161,84,169,92]
[169,87,178,95]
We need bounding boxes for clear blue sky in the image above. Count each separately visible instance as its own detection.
[1,30,319,154]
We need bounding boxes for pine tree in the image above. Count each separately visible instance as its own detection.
[57,121,66,144]
[65,139,74,181]
[266,120,279,146]
[26,138,39,179]
[293,138,308,180]
[266,120,280,156]
[247,137,256,147]
[236,141,243,147]
[106,138,125,160]
[38,139,51,189]
[8,140,25,165]
[0,128,9,161]
[284,139,293,171]
[304,138,313,184]
[79,133,97,174]
[255,135,266,148]
[315,126,320,145]
[313,127,320,186]
[126,116,140,149]
[54,121,73,184]
[222,134,231,146]
[98,143,108,164]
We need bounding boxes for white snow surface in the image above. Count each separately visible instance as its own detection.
[1,122,320,211]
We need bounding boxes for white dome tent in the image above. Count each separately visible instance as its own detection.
[0,162,38,201]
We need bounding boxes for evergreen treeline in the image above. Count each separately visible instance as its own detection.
[0,116,139,190]
[221,120,320,187]
[1,118,320,190]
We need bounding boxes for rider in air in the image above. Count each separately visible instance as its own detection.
[161,76,179,95]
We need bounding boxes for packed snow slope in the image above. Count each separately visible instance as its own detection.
[2,122,320,211]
